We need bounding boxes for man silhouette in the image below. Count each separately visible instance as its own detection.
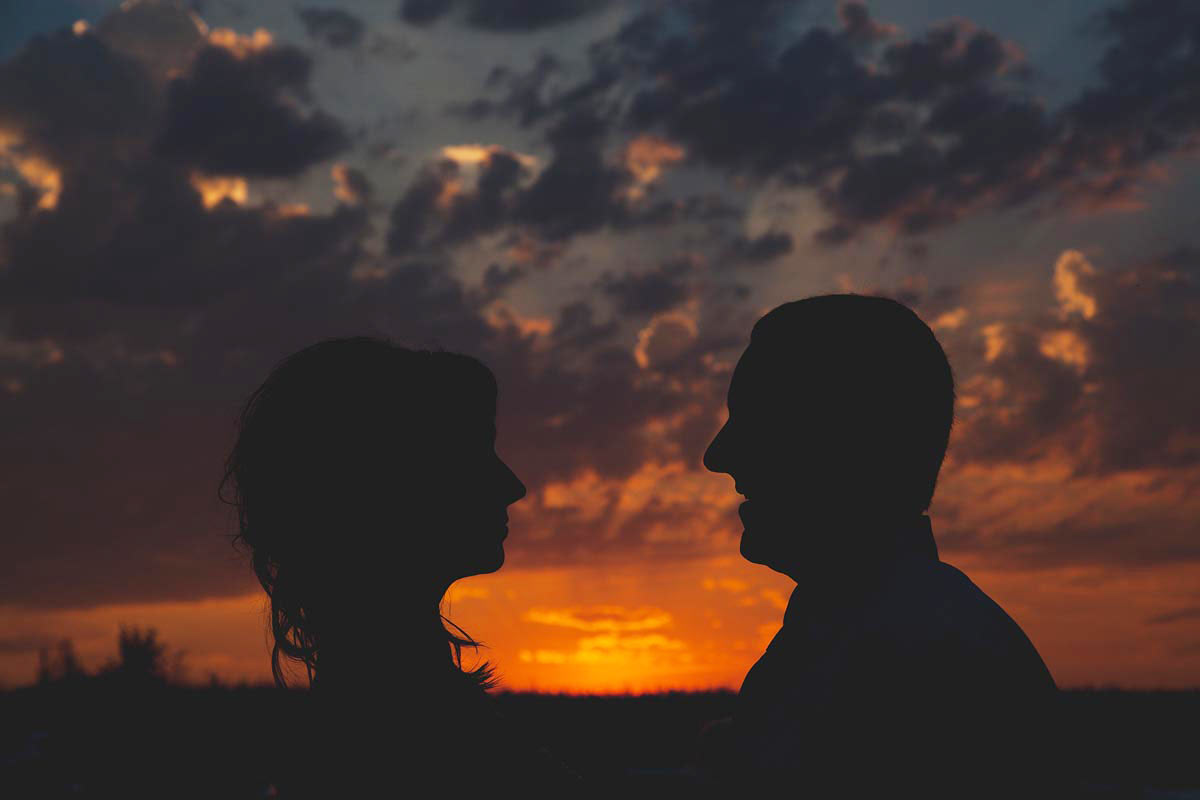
[703,295,1062,798]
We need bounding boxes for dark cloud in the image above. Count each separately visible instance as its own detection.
[0,30,735,607]
[464,0,610,32]
[156,42,349,177]
[0,8,400,608]
[949,324,1087,466]
[837,0,898,45]
[386,111,696,253]
[1147,606,1200,625]
[385,150,531,252]
[1053,0,1200,209]
[0,636,57,655]
[551,301,618,352]
[938,510,1200,572]
[513,112,632,240]
[725,230,793,266]
[633,194,743,227]
[4,0,1199,613]
[399,0,454,26]
[0,29,158,169]
[599,256,694,316]
[481,0,1200,246]
[449,53,561,125]
[331,163,373,206]
[297,7,366,48]
[386,158,454,253]
[1,165,367,306]
[950,248,1200,476]
[482,263,525,295]
[401,0,609,31]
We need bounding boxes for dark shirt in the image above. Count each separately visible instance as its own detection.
[731,516,1062,798]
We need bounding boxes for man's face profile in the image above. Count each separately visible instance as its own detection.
[703,343,850,577]
[704,295,955,581]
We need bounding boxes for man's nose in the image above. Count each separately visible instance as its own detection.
[704,422,732,474]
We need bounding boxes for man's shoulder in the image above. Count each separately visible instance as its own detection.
[857,557,1055,687]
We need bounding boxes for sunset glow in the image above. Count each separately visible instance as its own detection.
[2,0,1199,698]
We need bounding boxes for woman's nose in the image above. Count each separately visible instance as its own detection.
[499,457,526,504]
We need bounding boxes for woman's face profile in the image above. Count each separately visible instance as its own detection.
[415,414,527,584]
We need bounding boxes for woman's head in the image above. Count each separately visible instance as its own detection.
[221,337,525,686]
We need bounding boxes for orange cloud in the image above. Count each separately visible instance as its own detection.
[269,202,310,218]
[981,322,1008,362]
[1039,329,1090,372]
[440,144,538,171]
[331,163,365,205]
[483,300,553,338]
[1053,249,1098,319]
[523,605,672,633]
[634,311,697,369]
[703,578,749,593]
[190,173,248,209]
[932,307,968,331]
[0,131,62,210]
[623,134,685,199]
[207,27,273,58]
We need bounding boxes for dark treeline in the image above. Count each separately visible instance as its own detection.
[2,631,1198,798]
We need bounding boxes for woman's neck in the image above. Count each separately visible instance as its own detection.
[311,601,457,691]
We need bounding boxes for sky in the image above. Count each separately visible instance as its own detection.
[1,0,1199,692]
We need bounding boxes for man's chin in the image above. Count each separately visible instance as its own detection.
[739,528,794,576]
[739,529,769,565]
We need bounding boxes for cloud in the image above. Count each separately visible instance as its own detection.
[400,0,610,32]
[449,53,562,125]
[599,256,694,316]
[330,163,372,206]
[724,230,794,266]
[0,635,56,655]
[622,134,685,199]
[384,113,710,253]
[837,0,900,44]
[0,29,158,170]
[386,147,531,251]
[484,0,1200,248]
[3,0,1198,618]
[156,37,348,177]
[1147,606,1200,625]
[523,605,672,632]
[1053,250,1098,319]
[0,5,489,609]
[296,7,365,49]
[399,0,454,26]
[935,463,1200,571]
[950,247,1200,476]
[633,312,698,370]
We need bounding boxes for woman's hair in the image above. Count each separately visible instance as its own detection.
[219,337,498,690]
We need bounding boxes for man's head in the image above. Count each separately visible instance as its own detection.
[703,295,954,578]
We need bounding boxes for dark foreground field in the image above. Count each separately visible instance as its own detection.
[2,677,1198,798]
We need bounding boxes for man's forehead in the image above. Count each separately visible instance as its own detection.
[727,344,811,408]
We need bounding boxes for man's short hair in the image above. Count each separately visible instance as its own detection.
[749,294,955,512]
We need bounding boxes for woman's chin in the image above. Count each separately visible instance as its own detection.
[481,547,505,573]
[458,545,505,579]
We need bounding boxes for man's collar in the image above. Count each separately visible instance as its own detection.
[781,514,938,627]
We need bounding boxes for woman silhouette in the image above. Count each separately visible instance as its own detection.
[221,337,569,795]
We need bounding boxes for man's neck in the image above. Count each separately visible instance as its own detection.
[780,513,937,609]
